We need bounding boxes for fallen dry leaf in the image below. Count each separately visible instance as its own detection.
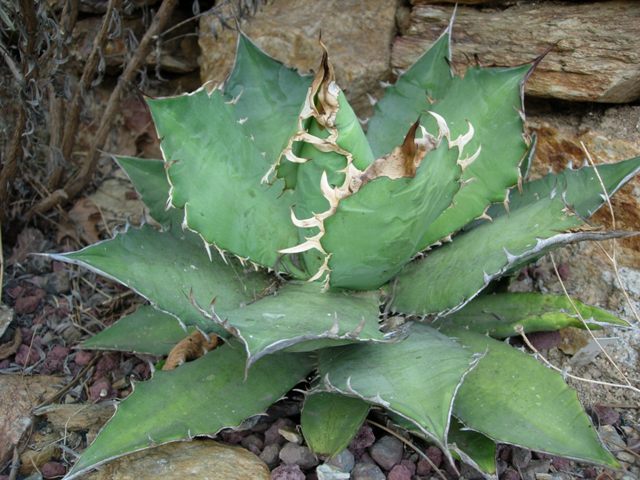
[68,197,102,244]
[0,375,62,465]
[162,331,219,371]
[34,403,115,432]
[0,327,22,360]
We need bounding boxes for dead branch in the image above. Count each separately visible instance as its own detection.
[60,0,122,163]
[30,0,180,217]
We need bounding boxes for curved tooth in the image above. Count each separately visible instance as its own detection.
[279,232,326,255]
[428,111,450,143]
[449,120,474,152]
[320,171,340,209]
[290,209,322,229]
[458,145,482,171]
[284,148,309,164]
[307,254,332,282]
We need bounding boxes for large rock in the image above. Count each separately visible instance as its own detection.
[199,0,398,116]
[393,2,640,102]
[0,375,62,465]
[85,440,270,479]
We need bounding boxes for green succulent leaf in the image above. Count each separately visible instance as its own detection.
[51,225,271,332]
[318,323,477,453]
[448,419,497,477]
[224,34,312,189]
[64,344,315,480]
[446,328,618,467]
[392,415,496,477]
[416,65,530,248]
[436,292,629,338]
[322,133,462,290]
[390,193,633,316]
[301,392,369,457]
[82,305,195,355]
[367,31,452,157]
[148,89,301,272]
[208,283,385,370]
[494,157,640,219]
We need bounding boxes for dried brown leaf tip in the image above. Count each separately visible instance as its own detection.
[162,331,219,371]
[357,119,436,188]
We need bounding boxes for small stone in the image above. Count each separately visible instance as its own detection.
[512,447,532,469]
[522,459,552,479]
[501,469,521,480]
[416,457,432,476]
[41,345,70,374]
[425,446,443,468]
[527,331,561,351]
[74,350,94,366]
[15,290,46,315]
[271,464,305,480]
[259,444,280,468]
[349,424,376,453]
[535,474,552,480]
[599,425,626,450]
[265,418,296,445]
[15,343,39,367]
[241,434,264,455]
[399,459,416,475]
[41,461,66,479]
[351,462,386,480]
[616,450,636,464]
[369,435,403,470]
[550,456,571,470]
[279,442,318,470]
[89,378,115,402]
[316,464,350,480]
[388,463,412,480]
[582,467,597,478]
[326,449,355,473]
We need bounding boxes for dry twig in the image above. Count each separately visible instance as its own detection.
[30,0,180,217]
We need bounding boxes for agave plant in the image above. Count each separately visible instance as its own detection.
[53,24,640,479]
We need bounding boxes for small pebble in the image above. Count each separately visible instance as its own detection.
[349,424,376,452]
[271,464,305,480]
[369,435,403,470]
[399,459,415,475]
[351,462,386,480]
[41,345,70,374]
[388,463,412,480]
[426,445,443,467]
[326,449,355,473]
[279,442,318,470]
[260,444,281,468]
[89,378,115,402]
[502,468,521,480]
[512,447,532,469]
[15,343,39,367]
[41,461,66,479]
[550,456,571,470]
[74,350,94,366]
[265,418,296,445]
[316,464,350,480]
[240,433,263,455]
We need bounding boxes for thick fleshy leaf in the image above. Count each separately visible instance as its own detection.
[65,344,315,480]
[301,392,369,457]
[148,89,300,272]
[322,134,462,290]
[51,226,271,332]
[436,293,629,338]
[392,414,496,478]
[115,156,181,227]
[448,419,497,477]
[446,329,618,467]
[390,193,633,316]
[495,157,640,219]
[204,283,385,370]
[317,323,477,452]
[224,34,312,189]
[417,65,530,248]
[367,30,452,158]
[82,305,194,355]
